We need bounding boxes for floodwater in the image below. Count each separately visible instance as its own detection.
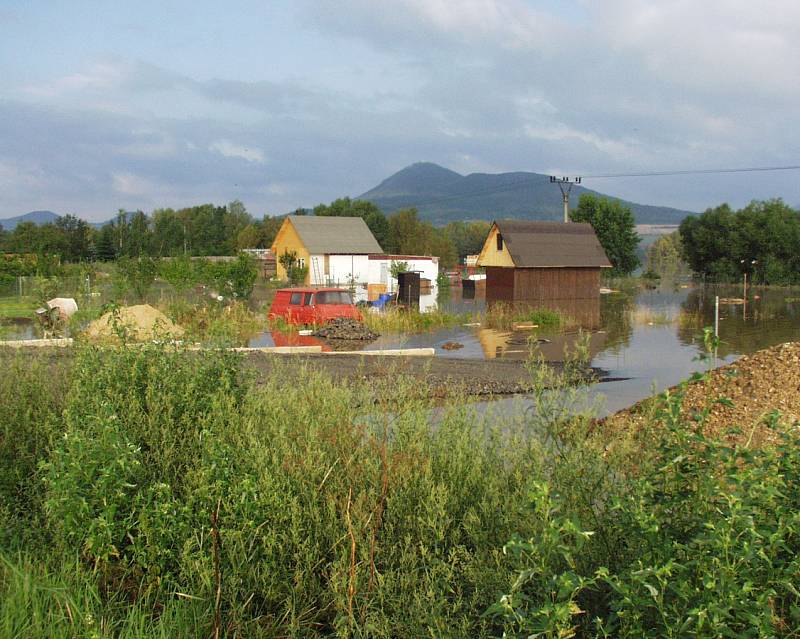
[248,281,800,415]
[4,280,799,415]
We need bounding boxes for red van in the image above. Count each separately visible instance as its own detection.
[267,288,363,325]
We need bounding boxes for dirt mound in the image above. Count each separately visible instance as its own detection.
[85,305,184,342]
[606,341,800,446]
[313,318,378,341]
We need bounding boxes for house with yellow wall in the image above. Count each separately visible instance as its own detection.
[477,220,611,304]
[271,215,383,286]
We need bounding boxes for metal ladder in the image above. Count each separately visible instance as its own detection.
[311,257,324,285]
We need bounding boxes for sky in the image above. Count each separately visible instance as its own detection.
[2,0,800,221]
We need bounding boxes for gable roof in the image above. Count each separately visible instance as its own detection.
[287,215,383,254]
[493,220,612,268]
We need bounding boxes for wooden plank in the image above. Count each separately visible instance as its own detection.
[0,338,74,348]
[322,348,435,357]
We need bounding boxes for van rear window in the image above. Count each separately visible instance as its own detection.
[289,292,302,305]
[316,291,353,305]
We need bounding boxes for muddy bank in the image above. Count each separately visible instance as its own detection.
[243,352,588,397]
[1,344,593,398]
[604,341,800,445]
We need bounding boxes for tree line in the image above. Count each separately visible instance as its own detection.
[0,198,494,270]
[1,192,652,277]
[679,199,800,284]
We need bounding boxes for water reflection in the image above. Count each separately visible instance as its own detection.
[477,328,608,362]
[678,285,800,357]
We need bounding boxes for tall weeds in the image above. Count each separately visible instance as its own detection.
[1,344,544,637]
[3,340,799,637]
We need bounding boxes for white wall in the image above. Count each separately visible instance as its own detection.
[367,257,439,293]
[308,254,370,287]
[306,254,440,307]
[328,254,370,285]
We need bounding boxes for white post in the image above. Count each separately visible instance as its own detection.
[714,295,719,338]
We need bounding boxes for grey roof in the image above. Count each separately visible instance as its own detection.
[288,215,383,254]
[494,220,612,268]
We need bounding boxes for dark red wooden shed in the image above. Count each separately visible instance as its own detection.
[477,220,611,306]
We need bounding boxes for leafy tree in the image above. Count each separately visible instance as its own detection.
[389,261,410,279]
[55,214,93,262]
[114,210,130,256]
[443,221,491,261]
[680,199,800,284]
[314,197,389,249]
[571,195,640,276]
[645,232,685,277]
[151,208,185,256]
[223,200,254,254]
[159,255,196,293]
[113,256,157,301]
[278,250,307,285]
[95,224,118,262]
[386,208,425,255]
[385,208,458,268]
[679,204,738,280]
[125,211,152,257]
[236,224,261,249]
[212,254,258,299]
[237,215,285,250]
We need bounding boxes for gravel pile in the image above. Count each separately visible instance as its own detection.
[313,318,379,341]
[606,341,800,446]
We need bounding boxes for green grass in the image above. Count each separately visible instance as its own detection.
[363,307,472,333]
[0,296,37,319]
[483,302,575,331]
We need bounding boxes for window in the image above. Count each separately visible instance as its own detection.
[496,233,503,251]
[316,291,353,305]
[289,292,302,305]
[303,292,314,305]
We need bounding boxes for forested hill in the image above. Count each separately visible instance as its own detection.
[358,162,694,225]
[0,210,59,230]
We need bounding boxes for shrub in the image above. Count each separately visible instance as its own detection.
[9,345,546,636]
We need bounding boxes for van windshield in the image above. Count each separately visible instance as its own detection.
[316,291,353,305]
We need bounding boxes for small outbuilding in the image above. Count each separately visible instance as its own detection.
[271,215,383,285]
[476,220,611,303]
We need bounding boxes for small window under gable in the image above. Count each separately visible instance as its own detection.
[496,232,503,251]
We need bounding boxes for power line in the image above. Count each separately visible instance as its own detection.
[583,164,800,179]
[372,163,800,212]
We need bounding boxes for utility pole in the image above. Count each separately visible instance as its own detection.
[549,176,582,223]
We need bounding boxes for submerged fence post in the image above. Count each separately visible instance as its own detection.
[714,295,719,338]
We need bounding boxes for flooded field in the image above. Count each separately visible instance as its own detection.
[4,280,799,414]
[247,281,800,413]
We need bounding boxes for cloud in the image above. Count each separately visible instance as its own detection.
[208,140,265,163]
[3,1,800,219]
[304,0,564,52]
[112,172,156,196]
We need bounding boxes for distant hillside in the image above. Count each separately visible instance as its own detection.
[0,210,59,230]
[0,210,137,231]
[358,162,694,225]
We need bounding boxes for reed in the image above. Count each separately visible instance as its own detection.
[362,307,471,333]
[483,302,575,330]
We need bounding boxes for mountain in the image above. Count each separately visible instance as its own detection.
[0,210,60,230]
[358,162,694,225]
